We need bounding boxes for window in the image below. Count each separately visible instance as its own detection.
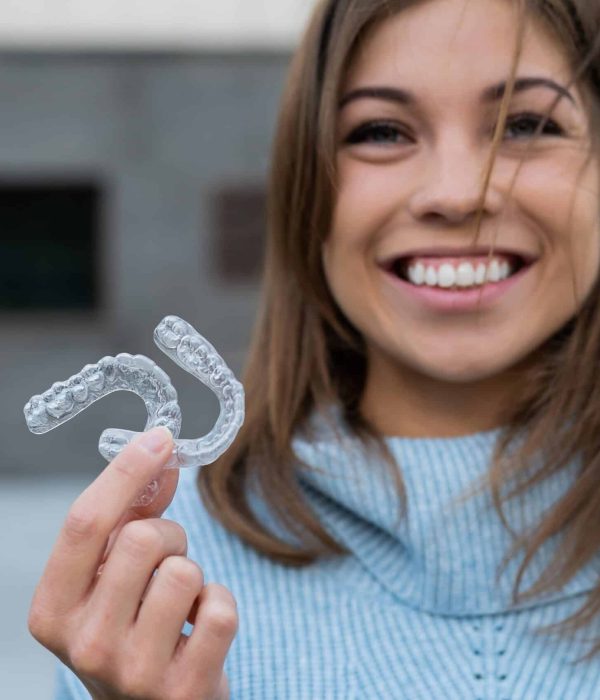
[0,182,101,311]
[211,184,267,283]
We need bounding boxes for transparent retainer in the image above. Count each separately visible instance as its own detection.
[23,316,245,507]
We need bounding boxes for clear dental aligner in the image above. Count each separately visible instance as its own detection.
[98,315,245,470]
[23,316,245,504]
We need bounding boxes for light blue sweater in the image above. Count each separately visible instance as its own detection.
[54,406,600,699]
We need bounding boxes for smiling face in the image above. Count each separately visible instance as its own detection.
[322,0,600,436]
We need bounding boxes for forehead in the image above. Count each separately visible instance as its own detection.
[344,0,573,98]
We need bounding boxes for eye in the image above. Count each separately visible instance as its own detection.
[344,120,409,145]
[342,112,565,148]
[504,112,564,139]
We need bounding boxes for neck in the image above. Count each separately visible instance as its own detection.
[359,351,521,439]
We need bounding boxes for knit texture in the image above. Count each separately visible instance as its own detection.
[54,406,600,699]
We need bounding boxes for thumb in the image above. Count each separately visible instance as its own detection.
[130,457,180,519]
[127,429,180,519]
[101,436,180,562]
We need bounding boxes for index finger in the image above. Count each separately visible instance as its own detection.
[36,426,174,615]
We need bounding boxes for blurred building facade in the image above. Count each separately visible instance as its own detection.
[1,1,316,476]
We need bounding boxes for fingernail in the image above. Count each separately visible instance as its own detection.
[137,426,172,454]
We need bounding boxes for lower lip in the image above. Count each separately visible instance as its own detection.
[381,264,534,312]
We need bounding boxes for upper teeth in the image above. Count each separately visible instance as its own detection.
[407,258,514,288]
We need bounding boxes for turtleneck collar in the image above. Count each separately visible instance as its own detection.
[291,404,598,616]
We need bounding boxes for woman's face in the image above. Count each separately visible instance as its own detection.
[323,0,600,426]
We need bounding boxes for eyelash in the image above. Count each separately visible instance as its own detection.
[344,113,565,145]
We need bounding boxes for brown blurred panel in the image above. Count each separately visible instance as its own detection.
[212,184,267,282]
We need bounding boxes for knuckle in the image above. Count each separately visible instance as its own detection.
[63,505,99,544]
[203,594,238,638]
[27,603,55,647]
[161,557,204,592]
[118,521,163,560]
[69,631,113,678]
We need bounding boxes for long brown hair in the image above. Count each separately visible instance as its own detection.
[198,0,600,658]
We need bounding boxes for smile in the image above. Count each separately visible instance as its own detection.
[394,254,526,289]
[379,256,537,313]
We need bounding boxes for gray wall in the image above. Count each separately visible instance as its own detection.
[0,51,290,476]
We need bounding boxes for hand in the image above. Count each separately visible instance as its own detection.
[28,427,238,700]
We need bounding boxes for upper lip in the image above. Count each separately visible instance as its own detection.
[379,246,539,267]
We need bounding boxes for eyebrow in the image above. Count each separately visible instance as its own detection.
[339,77,577,110]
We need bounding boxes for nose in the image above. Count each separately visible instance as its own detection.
[407,137,502,226]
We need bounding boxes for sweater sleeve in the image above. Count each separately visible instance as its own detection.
[53,661,91,700]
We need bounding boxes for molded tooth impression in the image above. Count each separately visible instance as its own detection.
[23,316,245,507]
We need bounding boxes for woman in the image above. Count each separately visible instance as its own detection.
[30,0,600,697]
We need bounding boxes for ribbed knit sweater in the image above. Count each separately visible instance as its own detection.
[54,406,600,699]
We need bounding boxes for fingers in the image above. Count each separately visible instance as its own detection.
[172,583,238,693]
[29,504,238,700]
[27,420,240,700]
[87,519,188,636]
[100,466,180,564]
[34,427,174,617]
[132,556,205,669]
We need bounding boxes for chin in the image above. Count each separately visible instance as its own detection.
[420,364,507,385]
[395,348,521,385]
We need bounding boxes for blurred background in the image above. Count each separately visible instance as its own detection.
[0,1,316,696]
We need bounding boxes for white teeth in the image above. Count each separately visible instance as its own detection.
[425,266,437,286]
[457,262,477,287]
[475,263,487,285]
[407,258,515,288]
[437,264,456,288]
[408,263,426,285]
[487,260,501,283]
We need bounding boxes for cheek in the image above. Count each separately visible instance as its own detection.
[517,157,600,289]
[321,229,371,332]
[333,156,405,246]
[519,157,595,228]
